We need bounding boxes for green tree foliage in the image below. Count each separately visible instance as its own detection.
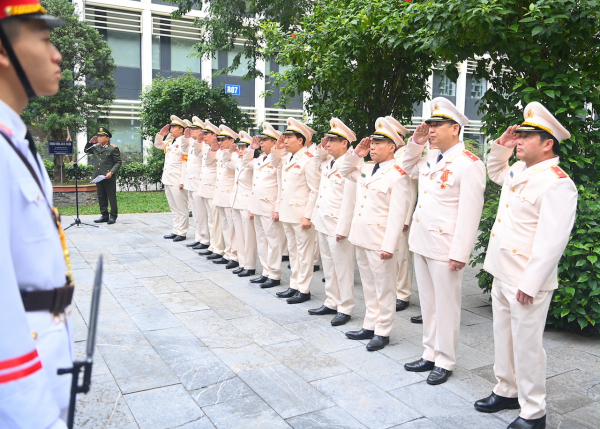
[165,0,310,79]
[261,0,434,139]
[23,0,117,181]
[140,73,251,182]
[406,0,599,331]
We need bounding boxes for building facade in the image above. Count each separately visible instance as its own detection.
[73,0,488,164]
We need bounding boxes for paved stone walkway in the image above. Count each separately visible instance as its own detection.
[64,212,599,429]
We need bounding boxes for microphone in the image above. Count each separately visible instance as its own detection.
[84,143,99,153]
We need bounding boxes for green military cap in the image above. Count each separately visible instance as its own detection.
[97,127,112,138]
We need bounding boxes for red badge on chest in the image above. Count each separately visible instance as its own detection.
[440,169,453,189]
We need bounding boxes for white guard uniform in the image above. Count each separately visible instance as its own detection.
[197,144,225,255]
[184,124,210,246]
[0,99,72,429]
[215,148,240,262]
[306,142,321,267]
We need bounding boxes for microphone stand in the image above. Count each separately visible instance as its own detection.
[64,150,98,230]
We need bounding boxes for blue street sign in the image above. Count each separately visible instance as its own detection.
[225,84,241,96]
[48,140,74,155]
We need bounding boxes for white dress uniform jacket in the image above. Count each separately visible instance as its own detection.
[154,135,189,187]
[197,147,225,254]
[185,140,210,244]
[230,149,257,270]
[0,100,72,429]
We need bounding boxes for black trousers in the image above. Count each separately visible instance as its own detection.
[96,177,118,218]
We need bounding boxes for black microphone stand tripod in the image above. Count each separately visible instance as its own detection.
[64,150,98,230]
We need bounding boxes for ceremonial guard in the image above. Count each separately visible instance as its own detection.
[340,118,411,351]
[474,103,577,429]
[155,115,191,242]
[275,118,322,303]
[229,131,258,277]
[183,117,210,250]
[247,123,285,288]
[0,2,74,426]
[386,116,418,311]
[197,120,226,260]
[305,132,322,272]
[308,118,357,326]
[402,97,486,384]
[84,127,122,224]
[212,125,240,268]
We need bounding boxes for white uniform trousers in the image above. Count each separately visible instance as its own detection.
[414,253,463,371]
[319,232,355,315]
[492,278,552,420]
[313,234,320,266]
[232,209,256,270]
[355,246,397,336]
[282,234,289,257]
[283,222,316,293]
[190,191,210,245]
[164,185,189,236]
[396,231,413,301]
[254,215,284,280]
[202,197,225,255]
[217,206,237,261]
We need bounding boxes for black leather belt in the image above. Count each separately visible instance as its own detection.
[20,285,74,313]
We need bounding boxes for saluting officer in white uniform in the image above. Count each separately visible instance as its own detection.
[305,132,322,272]
[275,118,323,304]
[229,131,258,277]
[0,2,75,426]
[247,123,286,288]
[184,117,210,250]
[340,118,412,351]
[197,120,226,260]
[155,115,191,241]
[386,116,419,312]
[402,98,486,385]
[308,118,357,326]
[474,103,577,429]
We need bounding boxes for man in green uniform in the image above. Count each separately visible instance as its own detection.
[85,127,122,224]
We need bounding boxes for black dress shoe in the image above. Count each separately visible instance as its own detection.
[189,211,193,217]
[164,233,177,239]
[474,393,520,413]
[410,315,423,324]
[276,287,296,298]
[225,260,239,269]
[287,291,311,304]
[366,335,389,351]
[250,275,268,284]
[261,279,281,289]
[206,253,222,260]
[331,313,351,326]
[313,265,320,272]
[213,258,230,264]
[107,218,116,225]
[508,416,546,429]
[345,328,374,340]
[232,267,244,274]
[94,217,109,223]
[322,278,325,282]
[193,243,210,250]
[308,305,337,316]
[173,235,186,242]
[427,366,453,385]
[404,358,435,372]
[396,299,409,311]
[282,255,289,261]
[287,264,291,269]
[199,250,213,256]
[186,241,200,247]
[238,269,255,277]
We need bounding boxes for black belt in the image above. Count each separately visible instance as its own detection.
[20,285,74,313]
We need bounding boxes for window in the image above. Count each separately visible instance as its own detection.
[106,30,140,68]
[170,38,200,73]
[438,75,456,97]
[152,35,161,70]
[227,47,250,77]
[471,78,486,99]
[110,119,142,163]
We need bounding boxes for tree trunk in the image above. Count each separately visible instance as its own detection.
[53,154,66,183]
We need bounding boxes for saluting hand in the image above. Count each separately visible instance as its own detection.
[412,123,430,145]
[89,136,98,144]
[275,134,286,150]
[320,137,329,149]
[250,136,260,150]
[354,138,371,158]
[497,125,520,149]
[229,143,238,153]
[210,138,219,152]
[184,128,191,138]
[159,125,170,136]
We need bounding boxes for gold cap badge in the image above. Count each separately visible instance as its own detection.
[433,103,440,111]
[526,109,534,118]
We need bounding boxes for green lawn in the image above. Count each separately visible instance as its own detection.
[58,191,170,216]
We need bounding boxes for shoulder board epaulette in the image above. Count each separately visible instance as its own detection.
[305,152,314,158]
[110,144,117,148]
[0,122,13,136]
[365,161,375,164]
[550,165,568,179]
[394,165,407,175]
[463,150,479,162]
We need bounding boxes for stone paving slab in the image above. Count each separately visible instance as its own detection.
[65,213,600,429]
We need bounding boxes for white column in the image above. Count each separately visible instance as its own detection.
[455,61,468,140]
[141,9,153,89]
[201,56,212,87]
[72,0,88,164]
[254,57,266,129]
